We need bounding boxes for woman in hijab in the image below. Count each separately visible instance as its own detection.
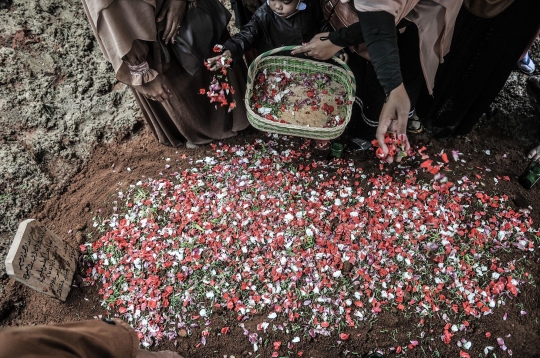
[416,0,540,139]
[81,0,249,148]
[292,0,462,162]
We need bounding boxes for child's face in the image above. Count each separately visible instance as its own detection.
[268,0,301,17]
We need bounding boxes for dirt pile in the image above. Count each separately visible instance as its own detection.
[0,0,142,275]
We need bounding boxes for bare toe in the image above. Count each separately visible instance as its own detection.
[528,145,540,162]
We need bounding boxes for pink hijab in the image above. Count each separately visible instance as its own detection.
[353,0,463,93]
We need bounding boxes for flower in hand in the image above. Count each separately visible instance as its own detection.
[206,48,233,73]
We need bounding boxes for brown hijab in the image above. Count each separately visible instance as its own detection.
[463,0,515,18]
[81,0,161,75]
[353,0,463,94]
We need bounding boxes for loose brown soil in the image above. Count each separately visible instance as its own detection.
[1,1,540,357]
[1,124,540,357]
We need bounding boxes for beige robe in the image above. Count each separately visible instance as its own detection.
[353,0,463,94]
[81,0,248,146]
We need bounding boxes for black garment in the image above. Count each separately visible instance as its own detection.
[223,0,330,64]
[230,0,258,28]
[328,11,404,95]
[327,22,364,47]
[358,11,403,95]
[416,0,540,139]
[344,24,423,139]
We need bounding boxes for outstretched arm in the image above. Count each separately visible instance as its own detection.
[358,11,410,162]
[222,13,265,64]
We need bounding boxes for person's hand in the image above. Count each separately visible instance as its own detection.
[337,52,348,63]
[134,74,173,102]
[290,33,344,60]
[375,83,411,163]
[206,50,232,71]
[156,0,188,45]
[242,0,261,13]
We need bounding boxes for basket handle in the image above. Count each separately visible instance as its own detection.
[247,45,356,90]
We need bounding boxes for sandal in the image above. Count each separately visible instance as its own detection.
[348,137,372,151]
[186,141,200,149]
[407,109,424,134]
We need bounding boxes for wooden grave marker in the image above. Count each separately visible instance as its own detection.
[5,219,78,301]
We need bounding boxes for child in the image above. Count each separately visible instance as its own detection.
[208,0,346,69]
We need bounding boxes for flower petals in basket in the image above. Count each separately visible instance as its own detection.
[245,46,356,140]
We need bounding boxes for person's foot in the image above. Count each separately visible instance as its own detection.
[517,52,536,74]
[407,109,423,133]
[528,144,540,163]
[185,141,200,149]
[348,137,372,151]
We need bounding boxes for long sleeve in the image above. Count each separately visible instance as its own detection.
[122,39,159,86]
[327,22,364,47]
[81,0,159,76]
[358,11,402,95]
[328,10,402,94]
[222,10,266,64]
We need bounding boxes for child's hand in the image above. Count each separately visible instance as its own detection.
[207,50,232,71]
[337,52,348,63]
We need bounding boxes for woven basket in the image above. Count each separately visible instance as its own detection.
[245,45,356,140]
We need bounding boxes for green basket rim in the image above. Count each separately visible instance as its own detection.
[244,46,356,139]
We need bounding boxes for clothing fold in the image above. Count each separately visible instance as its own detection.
[0,319,139,358]
[352,0,462,93]
[81,0,249,146]
[463,0,515,18]
[82,0,161,80]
